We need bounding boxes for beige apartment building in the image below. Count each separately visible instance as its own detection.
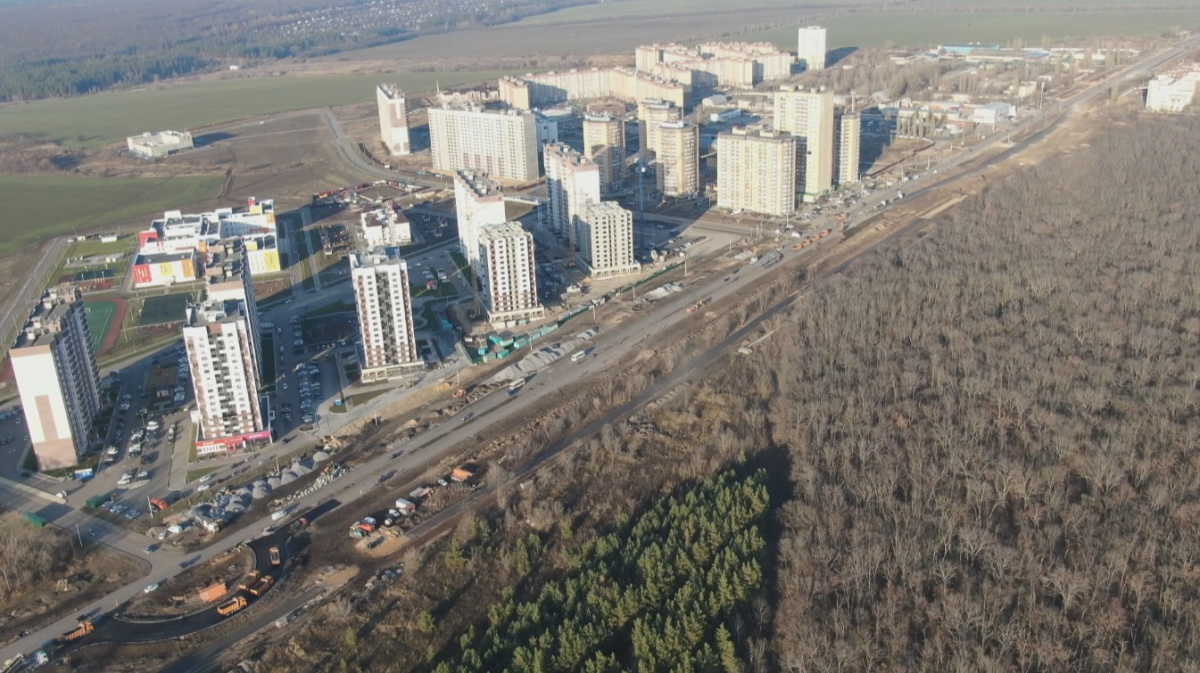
[376,83,411,156]
[834,109,862,186]
[543,143,601,250]
[427,105,539,182]
[774,85,835,202]
[583,114,626,195]
[636,42,792,88]
[350,247,420,383]
[637,99,683,159]
[655,121,699,197]
[717,128,797,216]
[477,223,545,327]
[575,202,641,279]
[453,171,507,268]
[498,68,687,110]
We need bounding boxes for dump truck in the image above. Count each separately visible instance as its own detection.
[61,620,93,642]
[247,575,275,597]
[450,467,474,483]
[217,596,248,616]
[198,582,226,602]
[24,513,47,528]
[238,571,261,591]
[269,547,281,566]
[85,495,110,509]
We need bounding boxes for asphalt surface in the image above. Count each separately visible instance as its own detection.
[0,35,1194,668]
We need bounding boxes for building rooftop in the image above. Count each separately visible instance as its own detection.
[478,222,530,243]
[379,83,405,99]
[456,170,504,200]
[135,251,194,265]
[350,246,407,270]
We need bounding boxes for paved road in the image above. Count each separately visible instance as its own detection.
[319,109,451,190]
[1,35,1193,667]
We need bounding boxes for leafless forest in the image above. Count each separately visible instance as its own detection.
[762,116,1200,671]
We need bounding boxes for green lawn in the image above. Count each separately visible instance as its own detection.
[139,292,192,325]
[740,11,1200,51]
[0,70,527,148]
[66,237,136,259]
[0,175,221,257]
[84,300,118,352]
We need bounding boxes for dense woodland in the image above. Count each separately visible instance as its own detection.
[0,511,73,600]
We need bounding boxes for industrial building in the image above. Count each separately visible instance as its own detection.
[635,42,793,88]
[575,202,640,279]
[126,130,193,158]
[376,84,412,156]
[350,247,421,382]
[797,26,828,70]
[716,128,797,216]
[654,121,700,198]
[11,288,101,470]
[775,85,835,202]
[498,68,688,111]
[477,223,544,327]
[543,143,601,251]
[359,207,412,248]
[428,105,539,182]
[454,171,507,268]
[1146,70,1200,112]
[834,109,862,186]
[583,114,627,195]
[131,251,201,288]
[183,264,270,452]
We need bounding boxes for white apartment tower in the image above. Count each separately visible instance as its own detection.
[454,171,507,268]
[655,121,700,197]
[775,85,835,202]
[637,99,682,159]
[477,223,544,326]
[797,26,827,70]
[377,84,412,156]
[717,128,797,217]
[583,114,627,195]
[575,202,641,279]
[11,288,101,469]
[543,142,601,251]
[183,267,266,447]
[834,109,862,186]
[428,105,539,181]
[351,248,420,382]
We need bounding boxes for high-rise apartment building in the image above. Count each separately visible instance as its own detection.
[583,114,626,195]
[498,68,688,110]
[655,121,699,197]
[11,288,100,469]
[637,99,682,158]
[453,171,507,268]
[477,223,544,326]
[834,109,862,186]
[717,128,797,216]
[428,105,539,181]
[183,266,268,450]
[575,202,640,279]
[774,85,834,202]
[377,84,411,156]
[543,143,601,251]
[351,247,420,383]
[797,26,827,70]
[636,42,793,87]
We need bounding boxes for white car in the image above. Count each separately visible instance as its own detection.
[144,583,160,593]
[199,474,213,483]
[197,483,211,492]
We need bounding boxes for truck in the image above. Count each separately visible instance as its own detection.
[269,546,281,566]
[85,495,111,509]
[217,596,248,617]
[238,571,261,591]
[60,620,94,642]
[24,512,47,528]
[450,467,474,483]
[247,575,275,597]
[198,582,227,602]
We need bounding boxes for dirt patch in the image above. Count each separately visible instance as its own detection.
[121,545,254,619]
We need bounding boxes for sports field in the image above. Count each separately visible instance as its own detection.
[139,292,192,326]
[0,175,220,257]
[84,300,118,353]
[0,70,524,148]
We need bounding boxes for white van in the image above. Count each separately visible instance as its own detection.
[270,510,288,521]
[571,351,587,363]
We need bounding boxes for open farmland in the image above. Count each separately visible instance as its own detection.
[0,175,220,257]
[0,70,520,148]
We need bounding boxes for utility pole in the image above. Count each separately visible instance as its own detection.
[75,523,83,548]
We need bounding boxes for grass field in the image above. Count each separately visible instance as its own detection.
[0,175,220,257]
[66,237,136,259]
[0,71,525,148]
[139,292,192,325]
[84,300,117,352]
[743,11,1200,51]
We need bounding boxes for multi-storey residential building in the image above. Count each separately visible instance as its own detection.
[544,143,601,251]
[376,83,411,156]
[717,128,797,216]
[775,85,835,202]
[183,265,269,452]
[498,68,687,110]
[453,171,507,268]
[797,26,828,70]
[428,105,539,181]
[655,121,699,197]
[834,109,862,186]
[350,247,420,383]
[583,114,627,195]
[637,99,683,159]
[575,202,640,279]
[11,288,101,469]
[635,42,793,88]
[477,223,544,326]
